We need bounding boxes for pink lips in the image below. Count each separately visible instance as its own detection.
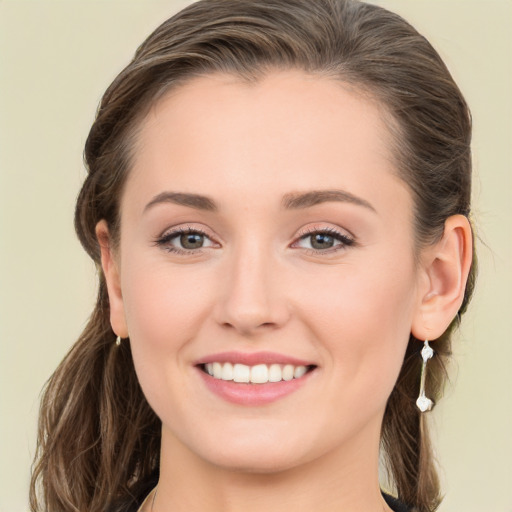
[195,351,316,406]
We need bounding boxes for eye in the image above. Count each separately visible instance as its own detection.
[154,227,217,254]
[178,232,207,250]
[293,228,354,253]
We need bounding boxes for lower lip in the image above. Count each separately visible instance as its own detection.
[196,367,314,406]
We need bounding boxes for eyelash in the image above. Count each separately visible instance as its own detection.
[292,227,355,255]
[154,226,355,256]
[154,226,213,255]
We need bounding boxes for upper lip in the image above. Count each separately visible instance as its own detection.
[195,351,315,367]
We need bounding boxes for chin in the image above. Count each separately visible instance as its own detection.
[205,448,305,474]
[170,423,310,474]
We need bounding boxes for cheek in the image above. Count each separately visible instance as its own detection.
[120,260,213,363]
[294,258,417,399]
[119,260,218,420]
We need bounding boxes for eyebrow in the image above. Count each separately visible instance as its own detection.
[144,192,218,213]
[282,189,376,213]
[143,189,376,214]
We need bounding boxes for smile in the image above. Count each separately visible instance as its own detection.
[202,362,312,384]
[196,352,317,405]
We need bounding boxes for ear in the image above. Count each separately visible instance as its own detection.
[411,215,473,341]
[96,220,129,338]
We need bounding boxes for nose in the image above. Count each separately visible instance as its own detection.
[214,242,291,336]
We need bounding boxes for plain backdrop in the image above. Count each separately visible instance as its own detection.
[1,1,511,511]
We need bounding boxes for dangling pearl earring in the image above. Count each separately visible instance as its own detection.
[416,340,434,412]
[115,336,122,347]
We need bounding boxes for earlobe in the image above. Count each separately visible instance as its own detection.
[411,215,473,341]
[95,220,129,338]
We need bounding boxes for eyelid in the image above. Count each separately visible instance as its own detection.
[296,223,355,240]
[158,223,210,239]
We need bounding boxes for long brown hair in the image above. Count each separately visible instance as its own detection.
[30,1,475,511]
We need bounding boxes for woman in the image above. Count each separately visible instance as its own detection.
[30,1,475,511]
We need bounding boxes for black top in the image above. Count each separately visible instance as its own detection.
[383,492,411,512]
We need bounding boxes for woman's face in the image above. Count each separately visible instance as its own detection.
[107,70,426,472]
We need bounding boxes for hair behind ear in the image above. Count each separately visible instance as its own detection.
[30,281,161,512]
[382,214,473,512]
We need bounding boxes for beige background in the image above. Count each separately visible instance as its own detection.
[1,1,511,511]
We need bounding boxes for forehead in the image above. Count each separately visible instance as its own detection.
[137,70,391,157]
[125,69,409,219]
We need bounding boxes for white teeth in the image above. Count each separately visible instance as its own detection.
[250,364,269,384]
[294,365,307,378]
[233,363,250,383]
[221,362,234,380]
[268,364,282,382]
[282,364,294,381]
[213,362,223,379]
[204,362,310,383]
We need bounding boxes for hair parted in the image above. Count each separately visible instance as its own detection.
[30,1,475,511]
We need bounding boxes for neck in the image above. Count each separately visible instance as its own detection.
[152,422,392,512]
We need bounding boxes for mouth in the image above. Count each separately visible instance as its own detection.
[199,362,316,384]
[194,352,318,405]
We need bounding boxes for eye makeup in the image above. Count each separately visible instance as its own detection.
[153,223,356,257]
[153,225,218,255]
[292,226,355,255]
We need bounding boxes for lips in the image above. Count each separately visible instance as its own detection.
[196,351,314,367]
[195,351,317,405]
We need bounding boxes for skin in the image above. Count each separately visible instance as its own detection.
[98,70,472,512]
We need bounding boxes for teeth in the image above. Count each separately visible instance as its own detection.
[221,362,234,380]
[213,362,222,379]
[268,364,282,382]
[203,362,310,384]
[282,364,294,381]
[233,363,250,383]
[250,364,268,384]
[294,365,307,378]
